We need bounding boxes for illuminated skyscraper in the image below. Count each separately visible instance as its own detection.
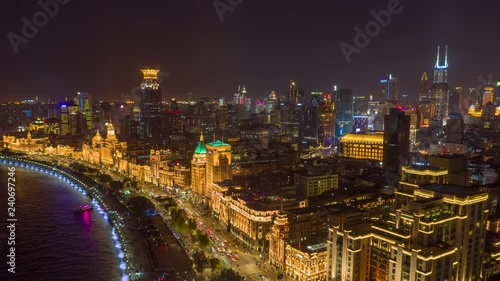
[334,87,353,138]
[288,80,303,104]
[75,92,93,132]
[431,46,449,121]
[419,72,430,102]
[482,85,495,106]
[319,93,335,146]
[380,74,400,102]
[139,69,164,141]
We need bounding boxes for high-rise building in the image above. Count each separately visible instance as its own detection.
[328,183,488,281]
[431,46,449,121]
[380,74,400,102]
[334,88,353,138]
[139,69,164,141]
[318,93,336,147]
[445,113,464,144]
[191,132,207,203]
[60,104,69,135]
[353,96,367,115]
[302,92,322,143]
[419,72,430,102]
[483,85,495,106]
[398,105,420,153]
[288,80,303,104]
[383,108,410,172]
[75,92,93,132]
[496,82,500,105]
[205,139,232,208]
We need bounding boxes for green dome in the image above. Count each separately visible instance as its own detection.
[208,140,230,147]
[195,141,206,154]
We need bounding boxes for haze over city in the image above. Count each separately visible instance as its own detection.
[1,0,500,101]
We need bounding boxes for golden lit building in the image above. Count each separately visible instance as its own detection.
[205,140,232,207]
[328,184,488,281]
[285,242,328,281]
[396,165,448,208]
[340,132,384,161]
[227,196,281,252]
[2,131,48,153]
[82,120,127,169]
[191,133,207,202]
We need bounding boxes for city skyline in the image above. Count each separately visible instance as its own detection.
[1,0,500,102]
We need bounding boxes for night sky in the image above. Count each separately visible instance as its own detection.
[1,0,499,102]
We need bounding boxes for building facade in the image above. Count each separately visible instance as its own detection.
[340,132,384,161]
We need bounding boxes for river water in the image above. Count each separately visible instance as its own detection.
[0,164,121,281]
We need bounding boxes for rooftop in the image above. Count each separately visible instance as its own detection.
[423,184,483,198]
[194,141,206,154]
[340,132,384,144]
[404,164,445,171]
[207,140,230,147]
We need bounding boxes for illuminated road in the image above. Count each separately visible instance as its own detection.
[33,154,284,280]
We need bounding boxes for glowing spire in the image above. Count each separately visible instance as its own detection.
[200,130,204,142]
[444,45,448,68]
[421,72,428,81]
[435,46,440,68]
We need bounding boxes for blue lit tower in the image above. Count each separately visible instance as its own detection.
[334,87,353,138]
[431,46,449,121]
[380,74,400,102]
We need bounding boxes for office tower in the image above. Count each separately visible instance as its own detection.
[419,72,430,102]
[353,96,367,115]
[233,85,248,121]
[60,104,69,135]
[75,92,93,132]
[431,45,449,121]
[139,68,164,141]
[288,80,303,104]
[334,88,353,138]
[448,90,460,114]
[380,74,400,102]
[233,85,245,105]
[318,93,335,146]
[328,183,488,281]
[244,90,252,119]
[191,132,207,203]
[266,91,278,113]
[205,139,232,208]
[366,95,379,116]
[483,85,495,106]
[383,108,410,172]
[398,105,419,152]
[445,113,464,144]
[68,104,83,136]
[302,92,322,143]
[496,82,500,105]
